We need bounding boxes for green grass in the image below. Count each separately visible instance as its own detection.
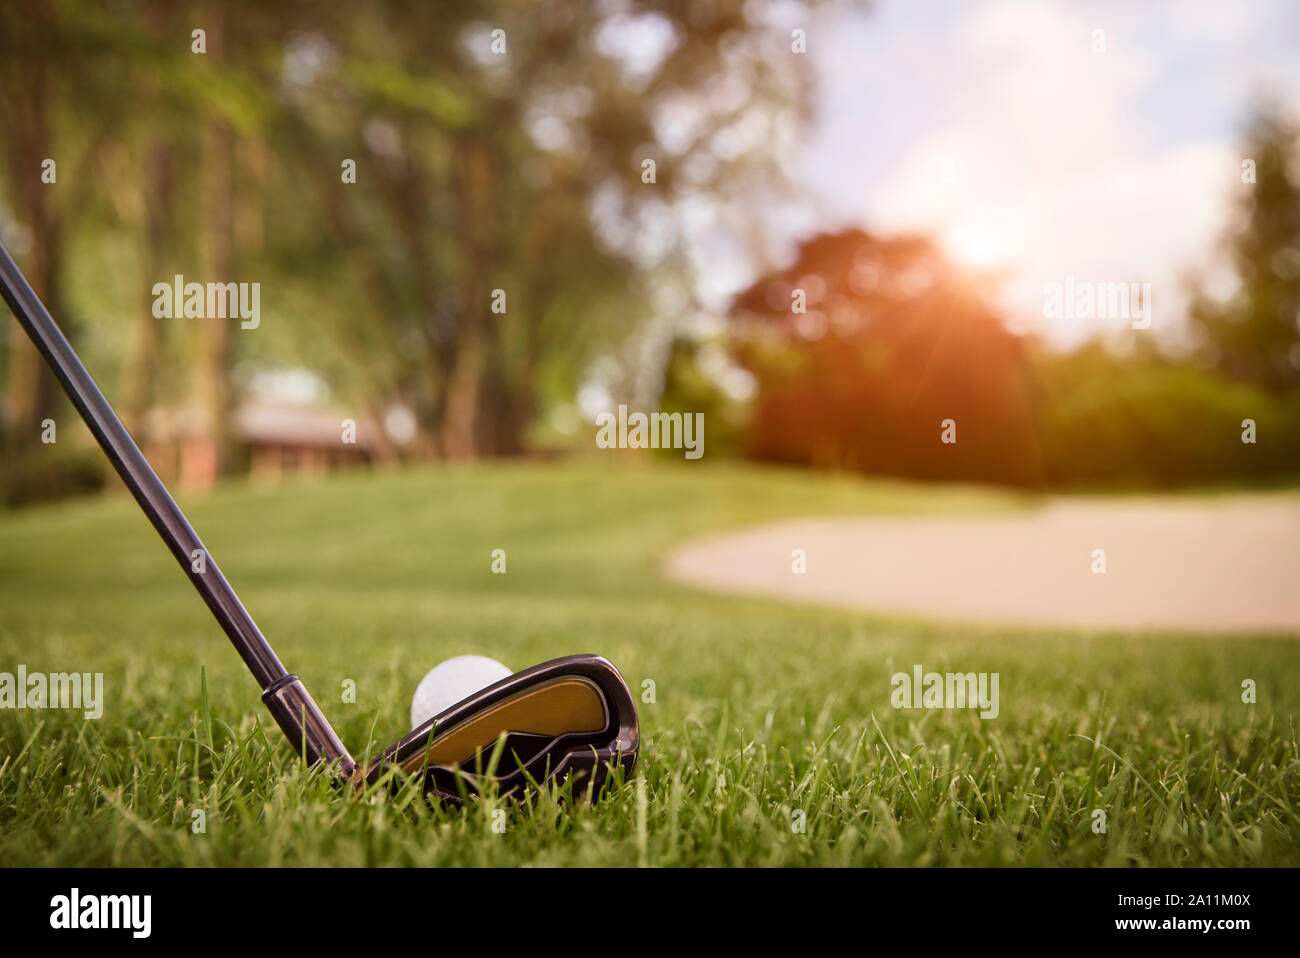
[0,461,1296,866]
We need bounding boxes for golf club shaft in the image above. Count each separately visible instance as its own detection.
[0,242,353,773]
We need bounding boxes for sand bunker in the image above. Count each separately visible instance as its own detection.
[663,496,1300,633]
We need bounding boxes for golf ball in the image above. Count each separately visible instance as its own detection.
[410,655,512,730]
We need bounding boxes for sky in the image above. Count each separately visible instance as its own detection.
[723,0,1300,346]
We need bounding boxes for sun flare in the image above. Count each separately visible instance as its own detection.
[945,219,1015,268]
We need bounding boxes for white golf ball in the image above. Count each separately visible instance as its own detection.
[410,655,512,730]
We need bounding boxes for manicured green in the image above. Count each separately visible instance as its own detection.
[0,463,1295,866]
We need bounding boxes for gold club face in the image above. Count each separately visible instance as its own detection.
[397,676,609,773]
[363,654,640,802]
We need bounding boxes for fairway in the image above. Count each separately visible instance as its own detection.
[0,463,1297,866]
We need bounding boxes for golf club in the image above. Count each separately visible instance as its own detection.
[0,240,638,803]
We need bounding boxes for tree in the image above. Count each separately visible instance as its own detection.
[258,0,817,459]
[0,0,131,501]
[729,229,1043,484]
[1189,104,1300,392]
[1,0,824,494]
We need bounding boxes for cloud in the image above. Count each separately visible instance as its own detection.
[789,0,1299,344]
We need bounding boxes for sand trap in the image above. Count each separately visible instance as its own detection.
[663,496,1300,633]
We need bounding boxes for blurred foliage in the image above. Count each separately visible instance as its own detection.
[656,333,751,459]
[729,222,1300,488]
[1030,341,1300,487]
[728,229,1044,484]
[0,0,821,501]
[1189,103,1300,392]
[2,5,1295,499]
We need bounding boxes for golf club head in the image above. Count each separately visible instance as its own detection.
[365,654,638,804]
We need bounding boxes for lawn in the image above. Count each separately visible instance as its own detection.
[0,462,1296,866]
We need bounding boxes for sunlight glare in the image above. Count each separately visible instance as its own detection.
[945,219,1015,269]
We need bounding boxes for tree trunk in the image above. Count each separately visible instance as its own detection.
[122,142,173,435]
[193,10,235,486]
[441,321,485,459]
[439,135,495,460]
[1,3,61,496]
